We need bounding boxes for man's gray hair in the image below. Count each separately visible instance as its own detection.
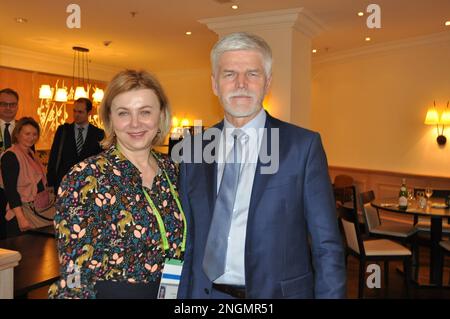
[211,32,272,77]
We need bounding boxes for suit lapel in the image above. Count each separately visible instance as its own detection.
[248,114,275,218]
[203,121,222,215]
[67,123,77,154]
[204,159,217,215]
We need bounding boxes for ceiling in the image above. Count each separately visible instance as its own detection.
[1,0,449,73]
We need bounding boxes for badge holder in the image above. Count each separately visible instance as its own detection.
[157,258,183,299]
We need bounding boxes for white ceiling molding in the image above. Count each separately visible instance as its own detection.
[0,45,119,81]
[313,31,450,65]
[199,8,327,38]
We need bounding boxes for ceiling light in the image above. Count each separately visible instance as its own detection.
[232,5,239,10]
[445,21,450,26]
[185,31,192,35]
[365,37,371,42]
[358,12,364,17]
[312,49,317,53]
[15,17,28,23]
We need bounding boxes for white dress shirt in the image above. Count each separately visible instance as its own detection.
[214,108,266,285]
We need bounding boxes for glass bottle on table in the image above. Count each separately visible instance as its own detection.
[398,178,408,210]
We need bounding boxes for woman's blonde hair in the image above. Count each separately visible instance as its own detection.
[99,69,171,149]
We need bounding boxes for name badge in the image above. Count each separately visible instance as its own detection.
[157,258,183,299]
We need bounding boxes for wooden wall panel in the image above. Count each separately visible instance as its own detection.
[330,166,450,197]
[329,166,450,224]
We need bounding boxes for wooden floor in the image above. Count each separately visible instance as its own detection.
[24,247,450,299]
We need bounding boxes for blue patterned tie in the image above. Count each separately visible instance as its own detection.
[76,127,84,155]
[203,129,244,281]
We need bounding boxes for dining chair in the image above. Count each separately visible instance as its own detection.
[338,205,412,298]
[334,185,357,209]
[413,188,450,233]
[359,191,418,240]
[334,185,366,236]
[334,174,354,188]
[440,240,450,285]
[359,190,419,279]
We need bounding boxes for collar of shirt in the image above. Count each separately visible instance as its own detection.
[75,123,89,130]
[0,119,15,130]
[219,108,267,163]
[75,123,89,142]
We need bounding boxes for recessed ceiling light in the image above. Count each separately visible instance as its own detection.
[365,37,371,42]
[312,49,317,53]
[232,5,239,10]
[15,17,28,23]
[445,21,450,26]
[358,12,364,17]
[185,31,192,35]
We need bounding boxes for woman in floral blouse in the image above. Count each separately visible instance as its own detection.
[49,70,185,299]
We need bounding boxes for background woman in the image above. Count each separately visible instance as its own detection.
[0,117,52,237]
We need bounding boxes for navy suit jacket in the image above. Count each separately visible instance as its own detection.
[47,123,104,192]
[178,113,346,298]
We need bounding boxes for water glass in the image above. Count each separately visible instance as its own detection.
[417,191,427,209]
[425,187,433,200]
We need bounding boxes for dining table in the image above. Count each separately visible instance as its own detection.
[371,198,450,287]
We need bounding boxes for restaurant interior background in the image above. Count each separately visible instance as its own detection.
[1,0,450,299]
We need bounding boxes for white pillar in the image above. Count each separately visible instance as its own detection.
[0,248,21,299]
[199,8,325,128]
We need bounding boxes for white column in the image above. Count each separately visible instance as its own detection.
[0,248,21,299]
[199,8,325,128]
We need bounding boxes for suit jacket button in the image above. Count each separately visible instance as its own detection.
[204,288,210,294]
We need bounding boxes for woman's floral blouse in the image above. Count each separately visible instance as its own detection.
[48,146,184,299]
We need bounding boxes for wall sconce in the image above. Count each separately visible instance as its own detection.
[171,116,191,139]
[424,101,450,146]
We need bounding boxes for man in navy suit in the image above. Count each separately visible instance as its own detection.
[47,98,104,193]
[177,32,346,299]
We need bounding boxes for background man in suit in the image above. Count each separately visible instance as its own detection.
[47,98,104,193]
[0,88,19,239]
[178,32,346,299]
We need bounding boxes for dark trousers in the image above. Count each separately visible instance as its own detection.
[0,188,7,239]
[0,188,21,238]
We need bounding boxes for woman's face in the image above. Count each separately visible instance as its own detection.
[110,89,162,153]
[17,124,39,149]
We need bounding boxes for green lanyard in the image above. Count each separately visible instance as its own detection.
[142,170,187,257]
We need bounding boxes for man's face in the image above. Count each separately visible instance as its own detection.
[212,50,271,123]
[0,93,19,122]
[73,101,90,125]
